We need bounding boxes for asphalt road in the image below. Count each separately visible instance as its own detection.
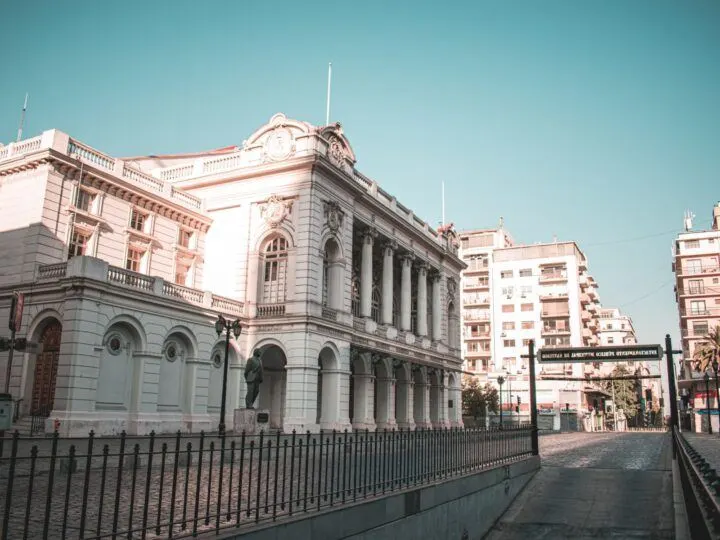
[484,432,674,540]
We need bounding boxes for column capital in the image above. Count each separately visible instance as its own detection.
[429,269,442,282]
[382,240,398,255]
[362,227,378,244]
[416,260,430,274]
[399,252,415,266]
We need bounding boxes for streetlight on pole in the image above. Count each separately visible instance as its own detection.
[704,372,713,434]
[497,375,505,429]
[713,359,720,436]
[214,314,242,434]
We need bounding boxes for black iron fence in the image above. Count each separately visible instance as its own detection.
[0,425,533,540]
[674,428,720,539]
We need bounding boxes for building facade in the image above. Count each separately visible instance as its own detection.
[459,234,602,417]
[0,113,466,436]
[674,203,720,432]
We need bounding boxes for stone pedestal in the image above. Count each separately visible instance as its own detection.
[233,408,270,435]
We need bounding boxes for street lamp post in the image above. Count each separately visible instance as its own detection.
[704,372,713,434]
[215,314,242,434]
[713,359,720,436]
[497,376,505,428]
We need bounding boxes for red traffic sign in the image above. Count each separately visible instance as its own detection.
[9,292,24,333]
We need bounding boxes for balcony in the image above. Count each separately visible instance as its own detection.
[464,280,489,290]
[37,259,244,317]
[542,326,571,336]
[465,332,491,339]
[539,272,568,283]
[463,310,491,321]
[463,295,490,307]
[581,310,591,321]
[541,310,570,319]
[580,293,591,304]
[679,306,720,318]
[582,328,592,338]
[539,293,569,301]
[678,265,720,276]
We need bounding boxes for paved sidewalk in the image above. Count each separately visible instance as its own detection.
[679,431,720,469]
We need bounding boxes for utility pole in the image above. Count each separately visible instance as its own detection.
[611,380,618,430]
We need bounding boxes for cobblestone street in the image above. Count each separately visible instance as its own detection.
[486,432,674,539]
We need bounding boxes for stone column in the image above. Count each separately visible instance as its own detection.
[400,253,415,331]
[360,229,376,318]
[416,263,428,337]
[396,370,415,430]
[381,241,396,325]
[431,273,442,341]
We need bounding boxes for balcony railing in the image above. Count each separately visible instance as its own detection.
[540,311,570,318]
[538,272,567,282]
[678,266,720,276]
[36,261,244,317]
[257,304,286,318]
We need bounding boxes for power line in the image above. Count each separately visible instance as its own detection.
[585,229,680,247]
[619,278,675,308]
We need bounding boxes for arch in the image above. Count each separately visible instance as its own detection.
[102,314,147,352]
[413,366,428,427]
[249,342,287,429]
[317,344,340,426]
[253,228,295,253]
[96,319,145,412]
[27,317,62,417]
[320,233,345,260]
[373,356,392,426]
[429,369,441,425]
[158,327,198,413]
[243,113,312,149]
[207,338,242,417]
[259,234,291,304]
[322,237,345,310]
[27,309,63,343]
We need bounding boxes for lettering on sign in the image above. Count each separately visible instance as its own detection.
[538,345,663,363]
[256,412,270,424]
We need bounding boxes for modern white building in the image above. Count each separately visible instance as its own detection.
[0,113,465,436]
[459,235,603,417]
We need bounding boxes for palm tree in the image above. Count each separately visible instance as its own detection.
[693,325,720,373]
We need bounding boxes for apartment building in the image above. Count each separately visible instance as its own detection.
[459,228,512,383]
[460,235,602,414]
[674,203,720,432]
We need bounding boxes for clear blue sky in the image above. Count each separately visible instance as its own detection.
[2,1,719,349]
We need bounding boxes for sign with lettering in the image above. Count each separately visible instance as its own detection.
[9,292,24,333]
[538,345,663,363]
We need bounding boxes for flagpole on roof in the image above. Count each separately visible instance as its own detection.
[326,62,332,126]
[16,93,28,142]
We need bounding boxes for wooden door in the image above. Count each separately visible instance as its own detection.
[31,321,62,415]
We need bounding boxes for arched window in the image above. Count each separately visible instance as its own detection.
[351,275,360,316]
[371,286,381,323]
[262,236,288,304]
[322,252,329,307]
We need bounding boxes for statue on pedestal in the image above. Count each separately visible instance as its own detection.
[244,349,264,409]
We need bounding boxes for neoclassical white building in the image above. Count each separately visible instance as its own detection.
[0,113,465,436]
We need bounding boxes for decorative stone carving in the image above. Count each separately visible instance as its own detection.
[323,200,345,233]
[447,277,457,298]
[259,194,292,228]
[327,135,345,166]
[383,240,398,257]
[263,127,296,162]
[362,227,378,244]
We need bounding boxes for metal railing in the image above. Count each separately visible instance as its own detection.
[0,426,532,540]
[674,428,720,539]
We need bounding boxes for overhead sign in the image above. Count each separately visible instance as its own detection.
[538,344,663,364]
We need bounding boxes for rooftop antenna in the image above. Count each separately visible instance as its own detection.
[684,210,695,232]
[16,92,28,142]
[442,181,446,226]
[325,62,332,126]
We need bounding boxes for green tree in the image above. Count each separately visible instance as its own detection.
[693,325,720,373]
[462,376,499,417]
[601,364,640,416]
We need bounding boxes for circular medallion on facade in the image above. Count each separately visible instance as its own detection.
[264,128,295,162]
[107,335,123,355]
[165,342,178,362]
[212,352,222,369]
